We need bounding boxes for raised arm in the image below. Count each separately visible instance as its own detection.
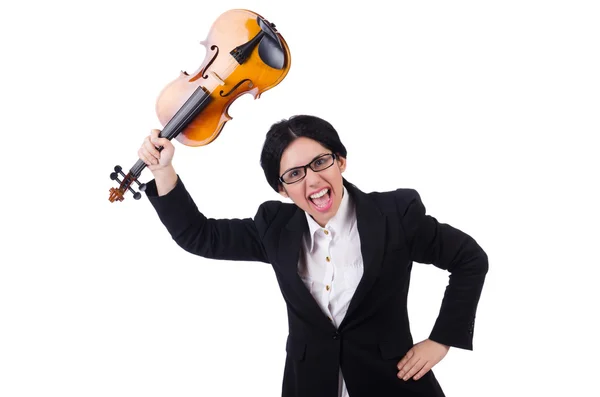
[139,129,274,263]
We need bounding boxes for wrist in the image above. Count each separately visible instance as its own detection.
[152,165,177,196]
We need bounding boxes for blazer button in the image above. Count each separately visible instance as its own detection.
[333,331,340,340]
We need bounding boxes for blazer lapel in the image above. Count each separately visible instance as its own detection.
[339,178,386,330]
[277,207,335,329]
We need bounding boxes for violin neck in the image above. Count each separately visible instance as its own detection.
[130,86,212,178]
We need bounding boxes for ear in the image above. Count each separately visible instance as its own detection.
[278,184,289,198]
[337,155,347,173]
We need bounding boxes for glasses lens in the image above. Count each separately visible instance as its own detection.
[282,168,305,184]
[312,154,334,171]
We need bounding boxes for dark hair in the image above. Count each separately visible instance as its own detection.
[260,115,348,193]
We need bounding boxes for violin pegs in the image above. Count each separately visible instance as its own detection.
[126,185,139,198]
[109,164,144,201]
[112,165,126,180]
[133,178,147,192]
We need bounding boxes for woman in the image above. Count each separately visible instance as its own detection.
[138,115,488,397]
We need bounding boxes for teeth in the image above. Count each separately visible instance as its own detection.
[310,188,329,199]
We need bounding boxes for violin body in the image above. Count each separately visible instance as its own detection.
[109,9,291,202]
[157,9,291,147]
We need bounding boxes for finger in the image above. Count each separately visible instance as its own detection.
[150,129,162,141]
[413,362,432,381]
[396,349,414,371]
[146,162,160,172]
[142,137,161,163]
[142,145,158,165]
[398,355,420,380]
[401,358,424,381]
[138,148,155,167]
[150,135,171,151]
[150,129,170,149]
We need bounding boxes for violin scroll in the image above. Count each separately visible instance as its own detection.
[108,165,146,202]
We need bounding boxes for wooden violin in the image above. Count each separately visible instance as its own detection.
[109,9,291,202]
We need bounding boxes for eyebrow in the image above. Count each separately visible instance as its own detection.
[282,153,329,174]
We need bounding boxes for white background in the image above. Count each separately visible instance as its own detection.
[1,0,599,396]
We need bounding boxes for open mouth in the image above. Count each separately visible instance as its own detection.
[308,188,333,212]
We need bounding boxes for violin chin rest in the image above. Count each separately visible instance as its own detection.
[257,17,285,70]
[258,36,285,70]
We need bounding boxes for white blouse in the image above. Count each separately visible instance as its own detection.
[298,186,364,397]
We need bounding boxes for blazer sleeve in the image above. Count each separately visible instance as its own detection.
[395,188,489,351]
[144,175,277,263]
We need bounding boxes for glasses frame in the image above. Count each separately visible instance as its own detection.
[279,153,337,185]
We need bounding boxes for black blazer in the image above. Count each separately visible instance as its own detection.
[145,176,488,397]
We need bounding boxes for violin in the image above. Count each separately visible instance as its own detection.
[108,9,291,202]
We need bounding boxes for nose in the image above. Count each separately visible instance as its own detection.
[304,167,323,187]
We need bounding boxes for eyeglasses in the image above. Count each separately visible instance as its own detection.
[279,153,337,184]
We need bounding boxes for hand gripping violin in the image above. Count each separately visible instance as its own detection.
[109,9,291,202]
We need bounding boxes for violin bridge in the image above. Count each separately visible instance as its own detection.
[209,71,226,85]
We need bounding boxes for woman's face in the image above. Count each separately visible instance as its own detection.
[278,137,346,227]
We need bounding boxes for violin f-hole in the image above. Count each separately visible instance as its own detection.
[196,45,219,81]
[220,79,253,97]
